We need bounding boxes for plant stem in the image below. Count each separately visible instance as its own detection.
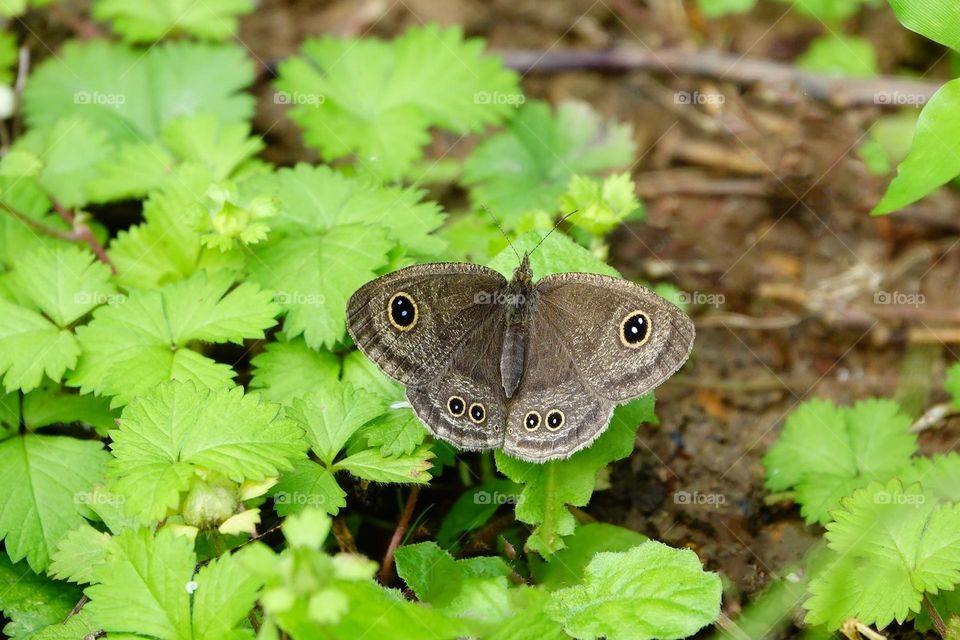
[378,486,421,585]
[52,199,117,274]
[925,594,948,638]
[331,516,358,553]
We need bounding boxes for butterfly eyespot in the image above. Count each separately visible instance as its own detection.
[469,402,486,424]
[620,310,651,348]
[388,292,418,331]
[546,410,565,431]
[447,396,465,417]
[524,411,541,432]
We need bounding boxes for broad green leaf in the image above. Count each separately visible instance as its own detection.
[888,0,960,51]
[0,553,82,639]
[496,396,654,555]
[0,434,109,571]
[355,409,427,457]
[287,382,385,465]
[873,79,960,215]
[191,545,265,639]
[335,444,435,483]
[546,540,722,640]
[0,299,79,392]
[796,34,878,77]
[763,398,916,523]
[276,25,519,180]
[808,480,960,628]
[395,542,511,607]
[560,173,644,238]
[93,0,256,43]
[250,338,341,405]
[161,113,264,180]
[23,40,254,145]
[22,385,118,435]
[48,523,112,584]
[899,453,960,502]
[70,271,278,406]
[697,0,757,17]
[534,522,647,590]
[463,100,635,217]
[487,230,620,280]
[272,459,347,516]
[436,479,520,548]
[108,381,306,522]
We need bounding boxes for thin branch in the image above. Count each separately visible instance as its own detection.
[51,199,117,274]
[0,200,74,241]
[378,486,421,585]
[925,594,948,639]
[332,516,358,553]
[497,47,944,108]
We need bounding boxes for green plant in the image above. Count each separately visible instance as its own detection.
[762,397,960,635]
[0,7,719,640]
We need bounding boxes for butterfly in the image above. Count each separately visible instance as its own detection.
[346,253,694,462]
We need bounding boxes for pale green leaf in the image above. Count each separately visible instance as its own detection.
[336,444,435,484]
[94,0,256,43]
[250,338,341,405]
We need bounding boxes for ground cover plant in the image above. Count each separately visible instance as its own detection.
[0,0,959,638]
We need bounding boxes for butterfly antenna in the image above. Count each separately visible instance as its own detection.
[530,209,578,256]
[480,204,521,263]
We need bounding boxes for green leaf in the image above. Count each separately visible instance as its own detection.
[395,542,511,605]
[11,116,114,207]
[0,298,79,392]
[697,0,757,18]
[763,398,916,524]
[276,25,519,180]
[108,381,306,522]
[272,459,347,516]
[49,523,112,584]
[873,79,960,215]
[463,100,635,217]
[546,540,722,640]
[436,479,521,549]
[23,40,254,146]
[899,453,960,502]
[355,409,427,457]
[107,164,246,289]
[534,522,647,590]
[336,444,435,483]
[70,271,278,406]
[888,0,960,51]
[947,362,960,409]
[808,480,960,628]
[11,245,115,327]
[250,338,341,405]
[796,34,878,77]
[487,230,620,280]
[0,30,18,85]
[288,382,385,465]
[0,434,109,571]
[22,385,118,435]
[560,173,643,238]
[31,609,100,640]
[191,545,265,639]
[93,0,256,43]
[496,396,654,555]
[0,553,83,639]
[161,113,264,180]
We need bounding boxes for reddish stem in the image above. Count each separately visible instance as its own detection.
[378,486,421,585]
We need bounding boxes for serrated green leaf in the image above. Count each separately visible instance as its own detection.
[70,271,278,405]
[560,173,644,238]
[11,116,114,207]
[11,245,115,326]
[336,444,435,484]
[162,113,264,180]
[487,230,620,281]
[355,409,426,457]
[48,523,112,584]
[395,542,511,605]
[0,434,109,571]
[496,396,653,555]
[807,480,960,628]
[463,100,635,217]
[191,545,264,639]
[0,299,79,392]
[0,553,83,639]
[94,0,256,43]
[250,338,341,405]
[272,459,347,516]
[23,40,254,145]
[763,398,916,524]
[900,453,960,502]
[108,381,306,522]
[22,385,118,435]
[277,25,519,180]
[546,540,722,640]
[288,382,385,465]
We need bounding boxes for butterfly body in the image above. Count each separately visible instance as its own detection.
[347,254,694,462]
